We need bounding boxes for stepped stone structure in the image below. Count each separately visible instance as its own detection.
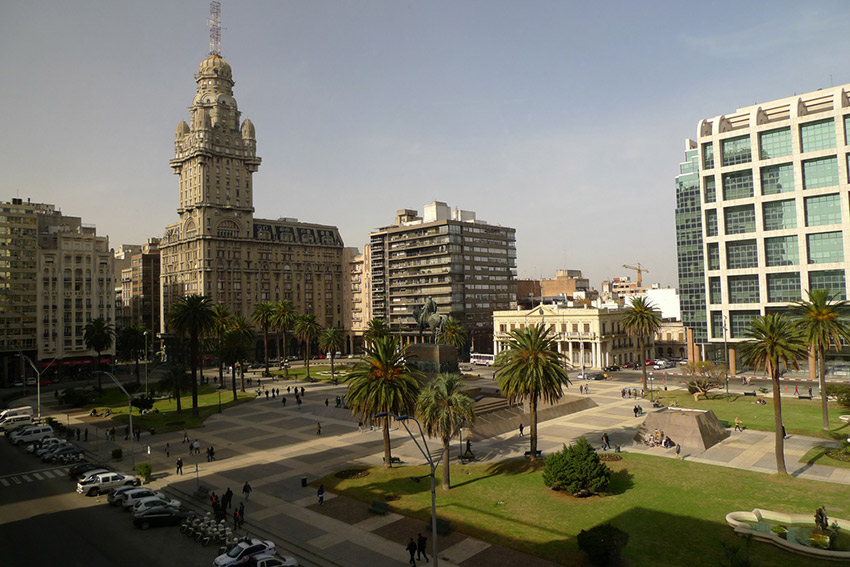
[634,407,729,452]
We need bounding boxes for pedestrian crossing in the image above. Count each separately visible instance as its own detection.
[0,466,68,487]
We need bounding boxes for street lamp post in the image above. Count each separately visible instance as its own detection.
[94,371,135,470]
[722,315,729,401]
[376,412,440,566]
[649,372,654,402]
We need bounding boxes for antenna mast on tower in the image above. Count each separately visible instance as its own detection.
[208,1,222,55]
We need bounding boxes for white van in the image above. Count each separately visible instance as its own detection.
[0,414,32,432]
[0,406,33,420]
[10,425,54,445]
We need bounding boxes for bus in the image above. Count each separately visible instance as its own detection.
[470,353,495,366]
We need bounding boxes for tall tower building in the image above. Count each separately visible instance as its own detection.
[160,48,344,335]
[676,84,850,364]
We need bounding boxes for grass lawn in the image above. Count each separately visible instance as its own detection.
[90,385,254,433]
[320,454,850,566]
[800,445,850,469]
[653,390,850,440]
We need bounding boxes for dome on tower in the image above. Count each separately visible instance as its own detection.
[176,121,190,138]
[241,119,255,140]
[198,53,232,80]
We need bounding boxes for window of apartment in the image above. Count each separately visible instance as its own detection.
[703,142,715,169]
[759,127,792,159]
[809,270,847,300]
[724,205,755,234]
[722,135,752,166]
[845,115,850,145]
[805,194,841,227]
[728,275,760,304]
[705,209,718,237]
[707,242,720,270]
[762,199,797,231]
[726,240,758,269]
[704,176,716,203]
[722,170,754,201]
[711,311,724,340]
[800,119,836,153]
[767,273,801,303]
[803,156,839,189]
[709,277,722,304]
[765,235,799,267]
[730,310,760,338]
[760,163,795,195]
[807,231,844,264]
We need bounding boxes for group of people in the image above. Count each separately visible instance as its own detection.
[405,533,429,565]
[632,405,644,417]
[642,428,676,449]
[259,388,283,400]
[621,387,644,399]
[325,395,345,408]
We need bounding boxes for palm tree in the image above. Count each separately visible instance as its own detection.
[622,297,662,395]
[438,316,468,355]
[228,316,254,392]
[792,288,850,431]
[416,373,475,489]
[117,325,147,385]
[157,364,188,413]
[272,300,297,378]
[741,314,808,475]
[211,304,232,386]
[318,327,344,384]
[83,317,115,390]
[294,314,322,379]
[363,318,390,347]
[495,324,570,462]
[345,335,422,466]
[252,301,276,377]
[219,319,254,399]
[167,295,215,416]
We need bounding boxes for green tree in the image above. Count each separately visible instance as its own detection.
[792,288,850,430]
[228,316,254,393]
[211,304,232,386]
[416,373,475,489]
[318,327,344,384]
[495,324,571,462]
[219,318,254,399]
[622,297,661,395]
[83,317,115,390]
[272,300,297,378]
[543,437,611,494]
[116,325,147,386]
[438,316,468,355]
[345,336,422,466]
[156,364,189,413]
[167,295,215,416]
[363,318,390,346]
[740,314,808,475]
[294,314,322,379]
[682,360,726,400]
[252,301,276,377]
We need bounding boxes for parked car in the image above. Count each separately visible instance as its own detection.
[645,360,655,366]
[42,444,83,463]
[214,539,277,567]
[132,505,191,530]
[121,488,165,510]
[12,425,55,446]
[26,436,64,454]
[69,463,106,479]
[603,365,620,372]
[77,472,139,496]
[0,414,32,433]
[35,439,69,456]
[132,495,180,516]
[621,361,635,369]
[41,444,77,462]
[246,553,300,567]
[107,485,142,506]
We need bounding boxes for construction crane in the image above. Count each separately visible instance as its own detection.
[622,263,649,287]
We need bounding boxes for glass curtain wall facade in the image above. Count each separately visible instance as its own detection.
[675,142,708,342]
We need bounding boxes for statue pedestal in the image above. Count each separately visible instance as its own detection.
[406,344,459,377]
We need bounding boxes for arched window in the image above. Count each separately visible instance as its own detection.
[217,220,239,238]
[185,219,198,239]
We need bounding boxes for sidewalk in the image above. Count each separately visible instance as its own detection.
[25,375,850,567]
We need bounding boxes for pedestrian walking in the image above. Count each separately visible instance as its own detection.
[183,430,189,443]
[794,385,799,395]
[301,386,305,396]
[265,390,270,400]
[675,444,682,459]
[316,422,322,435]
[176,457,183,475]
[223,487,233,509]
[808,387,813,397]
[518,423,524,437]
[317,484,324,505]
[602,433,610,451]
[242,481,252,501]
[325,398,329,406]
[125,425,130,440]
[75,428,80,441]
[405,538,417,566]
[233,508,241,530]
[281,396,286,407]
[84,428,88,442]
[633,405,639,418]
[193,439,201,455]
[734,417,742,432]
[417,533,429,562]
[209,446,215,461]
[782,424,788,439]
[621,388,626,399]
[165,442,170,458]
[238,502,245,524]
[206,446,212,462]
[358,420,363,432]
[272,389,276,399]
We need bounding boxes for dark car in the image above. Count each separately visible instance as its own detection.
[132,505,191,530]
[588,372,606,380]
[603,365,620,372]
[69,462,101,478]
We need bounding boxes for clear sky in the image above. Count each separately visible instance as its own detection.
[2,1,849,289]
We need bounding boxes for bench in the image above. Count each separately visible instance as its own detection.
[368,500,389,515]
[382,456,402,465]
[798,395,812,400]
[524,450,542,458]
[743,391,757,397]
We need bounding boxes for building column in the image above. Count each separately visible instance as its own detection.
[591,341,598,368]
[728,344,737,375]
[568,341,573,366]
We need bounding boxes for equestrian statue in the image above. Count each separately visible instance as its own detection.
[411,297,447,342]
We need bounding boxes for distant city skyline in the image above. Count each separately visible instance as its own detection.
[2,1,849,289]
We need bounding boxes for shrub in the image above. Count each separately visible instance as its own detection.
[111,448,123,460]
[825,384,850,407]
[542,437,611,495]
[135,462,152,481]
[577,523,629,566]
[61,387,97,408]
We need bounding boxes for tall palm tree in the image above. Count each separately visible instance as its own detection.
[741,314,808,475]
[167,295,215,416]
[416,373,475,489]
[294,314,322,379]
[272,300,297,378]
[792,288,850,430]
[495,324,570,462]
[157,364,188,413]
[83,317,115,390]
[211,304,232,386]
[438,316,468,355]
[252,301,276,377]
[622,297,662,395]
[116,325,147,386]
[228,316,254,392]
[363,318,390,347]
[345,335,422,466]
[219,320,254,399]
[318,327,344,384]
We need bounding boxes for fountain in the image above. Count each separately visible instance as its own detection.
[726,508,850,561]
